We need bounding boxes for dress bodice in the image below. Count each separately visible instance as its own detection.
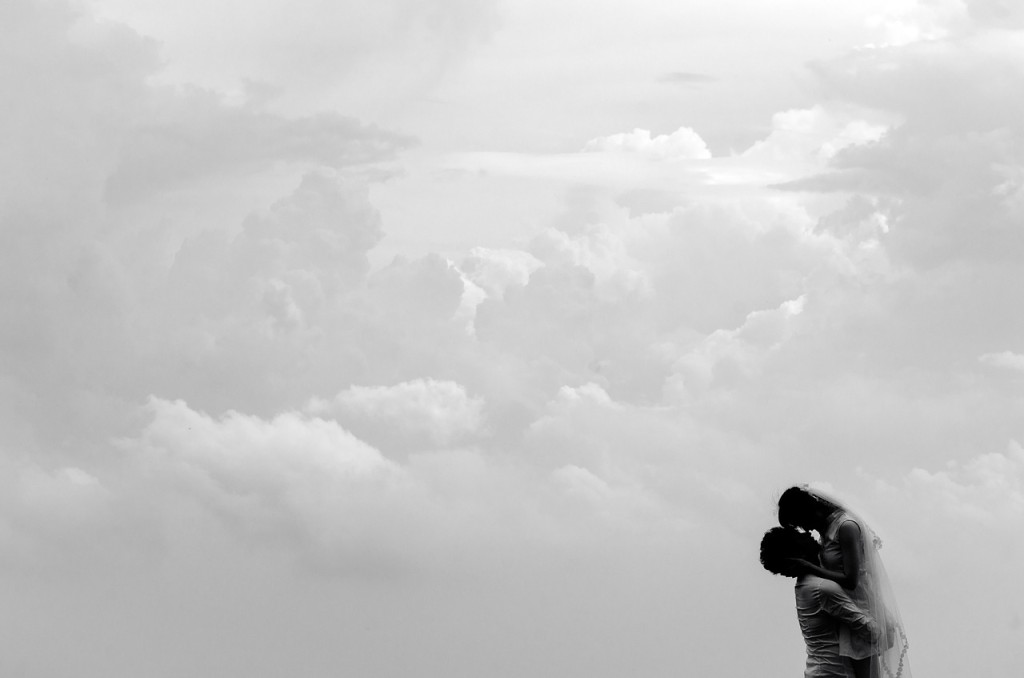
[820,510,873,659]
[821,510,866,574]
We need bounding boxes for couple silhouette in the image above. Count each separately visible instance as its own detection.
[761,486,911,678]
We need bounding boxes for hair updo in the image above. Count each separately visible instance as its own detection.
[777,485,839,530]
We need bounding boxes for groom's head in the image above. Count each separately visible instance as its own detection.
[759,526,820,577]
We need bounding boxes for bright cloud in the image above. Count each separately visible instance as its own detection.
[131,398,413,555]
[308,379,486,452]
[583,127,712,160]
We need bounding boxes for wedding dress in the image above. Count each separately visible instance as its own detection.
[809,488,912,678]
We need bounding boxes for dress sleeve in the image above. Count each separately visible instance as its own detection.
[818,581,881,643]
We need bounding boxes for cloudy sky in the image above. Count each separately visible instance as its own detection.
[3,0,1024,676]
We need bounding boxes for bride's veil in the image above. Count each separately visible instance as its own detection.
[803,485,912,678]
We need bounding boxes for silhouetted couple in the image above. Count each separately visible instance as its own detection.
[761,486,911,678]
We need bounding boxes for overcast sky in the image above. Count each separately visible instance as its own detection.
[2,0,1024,676]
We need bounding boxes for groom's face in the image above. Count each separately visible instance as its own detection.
[801,540,822,565]
[791,531,822,564]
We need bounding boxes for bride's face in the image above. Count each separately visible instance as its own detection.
[800,504,831,532]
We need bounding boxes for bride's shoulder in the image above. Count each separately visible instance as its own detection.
[825,510,862,538]
[836,514,863,531]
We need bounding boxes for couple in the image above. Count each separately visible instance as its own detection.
[760,486,911,678]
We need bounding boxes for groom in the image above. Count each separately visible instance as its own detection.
[760,527,881,678]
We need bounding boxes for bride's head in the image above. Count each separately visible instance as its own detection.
[777,485,839,532]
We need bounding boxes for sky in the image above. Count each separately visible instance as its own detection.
[2,0,1024,676]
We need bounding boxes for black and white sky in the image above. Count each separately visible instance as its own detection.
[2,0,1024,676]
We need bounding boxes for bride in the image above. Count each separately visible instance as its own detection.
[777,486,911,678]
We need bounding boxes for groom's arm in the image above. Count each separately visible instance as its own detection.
[818,581,881,643]
[787,522,863,589]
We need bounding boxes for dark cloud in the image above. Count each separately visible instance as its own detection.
[966,0,1024,27]
[801,37,1024,267]
[106,90,415,204]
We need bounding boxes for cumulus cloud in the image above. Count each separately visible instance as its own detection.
[903,443,1024,524]
[141,171,398,414]
[0,1,420,446]
[116,391,708,582]
[583,126,712,160]
[744,106,891,172]
[457,247,542,299]
[308,379,486,454]
[131,398,410,556]
[0,463,110,546]
[666,295,806,399]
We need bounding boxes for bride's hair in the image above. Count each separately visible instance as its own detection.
[759,526,820,576]
[777,485,839,529]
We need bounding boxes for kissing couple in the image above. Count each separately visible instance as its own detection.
[760,486,911,678]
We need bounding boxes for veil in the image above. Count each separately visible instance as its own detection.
[803,486,911,678]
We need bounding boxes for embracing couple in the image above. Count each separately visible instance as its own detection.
[760,486,911,678]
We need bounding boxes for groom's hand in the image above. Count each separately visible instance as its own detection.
[884,619,897,649]
[780,558,812,576]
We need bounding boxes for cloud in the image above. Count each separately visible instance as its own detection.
[105,89,414,203]
[444,149,719,195]
[446,112,895,198]
[0,0,422,454]
[0,0,158,212]
[582,127,712,160]
[308,379,486,453]
[457,247,543,298]
[744,106,891,170]
[863,442,1024,677]
[863,1,963,46]
[0,445,165,576]
[979,350,1024,372]
[0,462,109,549]
[665,295,807,399]
[120,392,705,577]
[125,397,464,576]
[529,225,652,299]
[90,0,501,114]
[965,0,1024,28]
[1,1,413,213]
[902,443,1024,525]
[143,171,396,413]
[658,71,716,85]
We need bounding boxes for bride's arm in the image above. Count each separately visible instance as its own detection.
[790,521,863,589]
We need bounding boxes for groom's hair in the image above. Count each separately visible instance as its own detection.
[759,526,820,576]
